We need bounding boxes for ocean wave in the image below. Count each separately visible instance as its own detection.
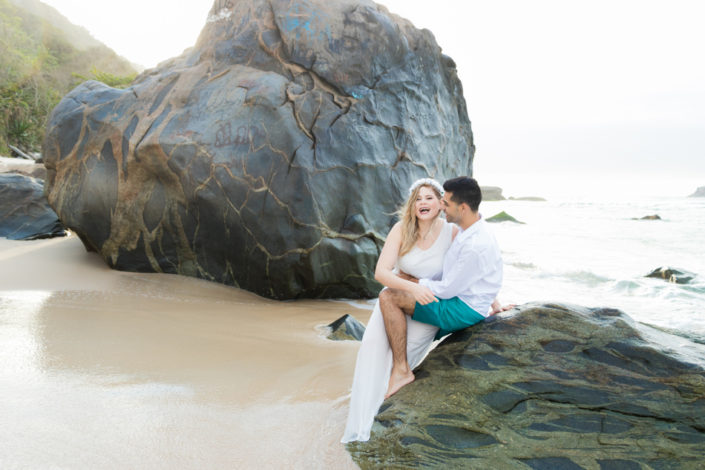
[610,279,648,294]
[610,277,705,302]
[542,270,613,286]
[508,261,538,270]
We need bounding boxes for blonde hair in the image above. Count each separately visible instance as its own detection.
[398,183,443,257]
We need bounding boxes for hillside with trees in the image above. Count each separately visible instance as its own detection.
[0,0,137,155]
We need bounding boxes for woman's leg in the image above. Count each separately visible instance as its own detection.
[341,300,392,443]
[406,317,439,370]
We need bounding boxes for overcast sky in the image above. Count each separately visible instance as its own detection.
[42,0,705,183]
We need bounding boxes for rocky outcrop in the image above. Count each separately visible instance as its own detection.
[43,0,474,300]
[688,186,705,197]
[480,186,504,201]
[347,303,705,468]
[0,173,66,240]
[646,267,695,284]
[327,313,366,341]
[486,211,524,224]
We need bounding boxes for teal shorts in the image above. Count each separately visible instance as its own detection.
[413,297,485,339]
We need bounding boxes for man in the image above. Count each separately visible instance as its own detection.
[379,176,503,398]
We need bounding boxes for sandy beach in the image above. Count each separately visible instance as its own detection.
[0,235,365,469]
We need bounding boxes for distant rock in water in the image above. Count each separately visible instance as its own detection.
[347,303,705,468]
[646,267,695,284]
[633,214,661,220]
[0,173,66,240]
[508,196,546,201]
[486,211,524,224]
[480,186,504,201]
[43,0,474,300]
[688,186,705,197]
[327,314,366,341]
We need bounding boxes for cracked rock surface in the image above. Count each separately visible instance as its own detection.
[348,303,705,468]
[42,0,473,299]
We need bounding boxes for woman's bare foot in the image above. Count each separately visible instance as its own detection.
[385,368,415,398]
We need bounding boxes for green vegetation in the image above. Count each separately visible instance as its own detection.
[0,0,136,155]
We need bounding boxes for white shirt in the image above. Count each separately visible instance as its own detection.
[419,217,503,317]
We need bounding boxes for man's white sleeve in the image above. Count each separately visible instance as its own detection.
[419,245,487,299]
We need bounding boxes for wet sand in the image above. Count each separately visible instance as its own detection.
[0,235,368,469]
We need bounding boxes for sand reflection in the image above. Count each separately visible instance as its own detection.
[0,236,365,468]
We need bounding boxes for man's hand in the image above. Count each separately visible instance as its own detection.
[412,284,438,305]
[398,271,419,283]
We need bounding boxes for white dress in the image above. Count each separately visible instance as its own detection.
[341,220,454,443]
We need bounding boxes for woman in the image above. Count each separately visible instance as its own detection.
[341,178,457,443]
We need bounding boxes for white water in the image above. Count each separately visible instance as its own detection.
[480,173,705,337]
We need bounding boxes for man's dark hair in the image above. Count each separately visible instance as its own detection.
[443,176,482,211]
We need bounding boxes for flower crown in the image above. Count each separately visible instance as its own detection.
[408,178,444,196]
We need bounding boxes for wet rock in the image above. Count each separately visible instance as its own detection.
[326,314,366,341]
[480,186,504,201]
[646,266,695,284]
[43,0,474,300]
[688,186,705,197]
[347,303,705,468]
[633,214,661,220]
[486,211,524,224]
[0,173,66,240]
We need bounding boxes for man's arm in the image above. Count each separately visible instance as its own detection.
[419,245,488,299]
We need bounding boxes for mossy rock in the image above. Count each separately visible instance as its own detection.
[347,303,705,469]
[486,211,525,224]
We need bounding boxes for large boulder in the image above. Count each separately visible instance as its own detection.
[0,173,66,240]
[42,0,474,300]
[348,303,705,468]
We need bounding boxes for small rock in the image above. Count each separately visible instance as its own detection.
[480,186,505,201]
[508,196,546,202]
[327,314,366,341]
[486,211,525,224]
[633,214,661,220]
[688,186,705,197]
[646,266,695,284]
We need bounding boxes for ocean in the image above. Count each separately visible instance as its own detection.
[479,173,705,339]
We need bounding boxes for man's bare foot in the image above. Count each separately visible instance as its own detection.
[385,369,415,398]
